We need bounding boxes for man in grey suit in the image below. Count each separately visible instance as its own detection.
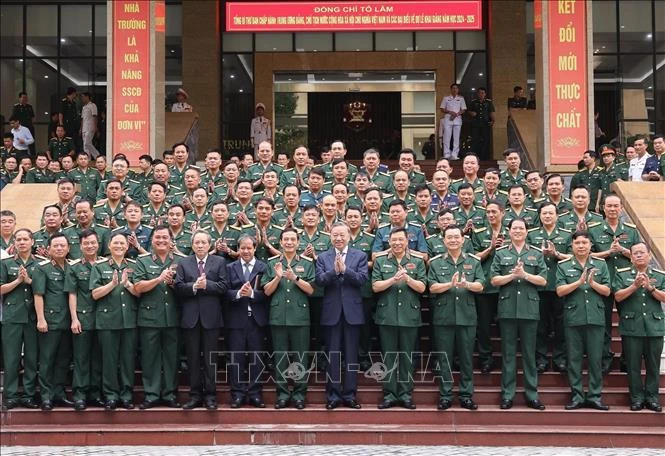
[315,221,369,409]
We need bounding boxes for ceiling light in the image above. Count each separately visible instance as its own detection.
[239,89,244,93]
[44,75,49,78]
[471,87,476,91]
[647,86,653,89]
[60,38,66,43]
[646,33,652,39]
[478,72,483,76]
[230,74,235,79]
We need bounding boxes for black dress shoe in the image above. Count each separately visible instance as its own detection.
[87,398,105,408]
[565,401,584,410]
[460,398,478,410]
[163,398,181,408]
[139,400,158,410]
[119,400,135,410]
[536,364,547,374]
[630,402,644,411]
[294,400,305,410]
[248,397,265,408]
[41,400,54,411]
[526,399,546,410]
[378,399,397,410]
[437,399,452,410]
[585,400,609,411]
[230,398,244,409]
[205,400,218,411]
[274,399,288,409]
[499,399,513,410]
[644,401,662,412]
[183,399,203,410]
[54,397,74,407]
[3,399,20,410]
[326,400,341,410]
[480,364,492,374]
[344,399,361,409]
[21,398,40,409]
[74,400,87,411]
[104,400,117,411]
[402,400,416,410]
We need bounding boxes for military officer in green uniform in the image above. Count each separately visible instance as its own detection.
[613,242,665,412]
[63,200,111,260]
[262,228,315,409]
[252,169,285,209]
[33,205,65,259]
[319,141,358,182]
[569,150,602,210]
[391,149,426,193]
[25,153,55,183]
[32,233,73,410]
[523,171,547,209]
[279,146,311,190]
[90,232,139,410]
[113,202,152,259]
[59,87,80,140]
[1,209,16,253]
[499,149,528,192]
[95,156,142,202]
[556,231,611,410]
[527,202,572,372]
[557,185,603,232]
[427,209,473,257]
[48,125,74,161]
[372,200,427,258]
[93,179,127,228]
[184,188,213,231]
[597,146,626,211]
[360,188,390,234]
[543,174,574,214]
[271,185,304,229]
[490,218,548,410]
[452,184,487,234]
[241,197,283,262]
[165,204,193,256]
[247,141,284,190]
[407,184,439,237]
[141,182,170,226]
[228,180,257,226]
[1,229,40,409]
[467,88,495,159]
[503,185,539,228]
[64,229,103,410]
[372,228,427,409]
[471,200,508,373]
[428,225,486,410]
[589,194,641,373]
[68,152,100,202]
[474,168,507,208]
[208,201,242,262]
[134,225,184,409]
[167,143,191,188]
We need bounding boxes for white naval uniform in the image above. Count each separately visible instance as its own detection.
[439,95,466,159]
[250,116,271,155]
[171,102,193,112]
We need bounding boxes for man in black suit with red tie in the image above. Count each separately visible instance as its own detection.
[224,234,269,408]
[175,230,228,410]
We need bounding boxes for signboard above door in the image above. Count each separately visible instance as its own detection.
[226,1,482,32]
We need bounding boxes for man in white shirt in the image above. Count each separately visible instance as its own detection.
[439,83,467,160]
[628,135,650,182]
[9,116,34,157]
[171,88,193,112]
[250,103,271,158]
[80,92,99,158]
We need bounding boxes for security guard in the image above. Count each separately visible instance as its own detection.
[262,228,315,409]
[490,218,548,410]
[133,226,184,409]
[90,233,139,410]
[428,225,485,410]
[372,200,427,256]
[32,233,73,410]
[372,228,427,410]
[467,87,495,159]
[48,125,74,162]
[0,228,40,409]
[64,229,103,410]
[555,231,611,410]
[526,202,572,372]
[569,150,602,210]
[613,242,665,412]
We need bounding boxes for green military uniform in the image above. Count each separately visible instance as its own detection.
[541,196,574,215]
[360,211,390,232]
[93,201,126,227]
[228,200,257,225]
[322,180,356,194]
[407,209,439,237]
[299,188,331,208]
[60,96,80,138]
[450,177,484,194]
[68,167,101,202]
[348,230,377,366]
[555,256,610,404]
[261,254,315,402]
[33,228,63,253]
[428,253,486,401]
[319,162,357,182]
[1,169,19,185]
[32,258,72,403]
[134,252,184,403]
[557,210,603,232]
[207,223,241,262]
[12,103,34,130]
[64,257,102,402]
[167,165,191,188]
[474,188,508,208]
[90,257,138,402]
[468,97,495,158]
[367,171,394,193]
[271,207,304,230]
[141,203,170,227]
[96,177,142,202]
[112,225,153,259]
[372,250,427,403]
[452,205,487,230]
[247,162,284,188]
[1,255,40,404]
[0,146,20,164]
[389,169,426,194]
[372,222,427,254]
[524,193,547,211]
[612,267,665,406]
[569,167,602,209]
[200,170,226,190]
[589,220,641,372]
[48,137,74,161]
[381,193,415,212]
[242,223,283,262]
[490,244,547,402]
[137,183,182,206]
[184,211,213,231]
[210,183,236,204]
[527,227,572,369]
[62,222,111,259]
[55,197,80,227]
[426,233,473,258]
[503,206,539,229]
[252,190,285,209]
[279,167,311,190]
[131,169,154,187]
[25,168,55,184]
[168,228,192,256]
[0,234,14,252]
[471,225,508,369]
[598,163,625,204]
[499,169,528,192]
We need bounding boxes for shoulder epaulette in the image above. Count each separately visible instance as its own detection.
[138,252,151,257]
[473,226,487,234]
[616,267,632,273]
[587,222,602,228]
[527,227,539,232]
[589,211,602,217]
[652,268,665,275]
[409,250,425,259]
[559,211,570,217]
[533,197,546,203]
[363,231,375,238]
[496,245,509,250]
[111,227,123,232]
[374,250,390,257]
[95,258,107,264]
[241,223,255,229]
[183,229,192,235]
[474,187,484,193]
[378,171,390,177]
[142,203,150,208]
[469,253,481,261]
[378,223,390,229]
[414,170,425,176]
[229,225,241,231]
[38,259,51,266]
[93,202,105,208]
[173,252,187,258]
[268,254,281,261]
[530,245,542,252]
[252,191,263,196]
[476,206,486,211]
[624,222,636,228]
[525,207,537,212]
[589,255,606,262]
[320,231,330,236]
[68,258,81,265]
[498,190,509,195]
[558,257,572,264]
[407,221,421,227]
[271,224,285,230]
[300,255,313,262]
[126,258,136,263]
[560,228,572,233]
[429,254,442,261]
[426,234,437,240]
[451,178,462,183]
[128,179,140,184]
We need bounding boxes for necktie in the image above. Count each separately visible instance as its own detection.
[243,262,251,282]
[198,260,205,275]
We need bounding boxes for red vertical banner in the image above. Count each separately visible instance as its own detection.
[112,0,151,164]
[547,0,589,165]
[534,0,542,30]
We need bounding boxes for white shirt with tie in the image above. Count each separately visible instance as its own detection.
[236,257,256,302]
[192,255,208,294]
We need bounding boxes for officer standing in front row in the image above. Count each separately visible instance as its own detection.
[613,242,665,412]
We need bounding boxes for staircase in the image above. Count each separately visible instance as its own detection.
[2,306,664,448]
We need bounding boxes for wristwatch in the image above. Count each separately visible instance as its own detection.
[295,276,300,282]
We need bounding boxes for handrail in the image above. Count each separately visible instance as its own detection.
[507,115,535,170]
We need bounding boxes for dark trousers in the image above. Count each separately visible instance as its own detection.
[71,329,102,401]
[271,325,310,402]
[471,123,491,159]
[536,291,566,367]
[358,297,377,363]
[1,322,39,400]
[183,321,219,401]
[475,293,498,367]
[499,319,539,402]
[623,335,663,404]
[97,328,136,402]
[226,317,265,402]
[140,326,179,402]
[38,329,71,402]
[323,319,361,402]
[378,325,419,402]
[565,324,604,403]
[601,295,615,371]
[433,325,475,400]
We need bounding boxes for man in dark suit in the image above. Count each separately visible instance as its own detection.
[175,230,228,410]
[224,234,269,408]
[315,221,368,409]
